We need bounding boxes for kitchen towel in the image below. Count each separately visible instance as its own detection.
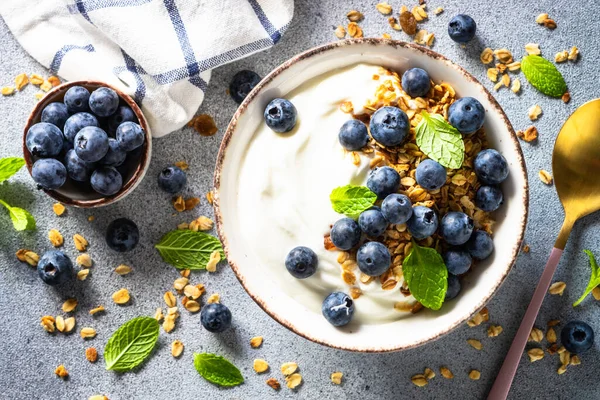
[0,0,294,137]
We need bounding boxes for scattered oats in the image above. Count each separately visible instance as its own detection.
[62,298,78,313]
[467,339,483,350]
[30,74,44,85]
[557,364,567,375]
[184,284,202,299]
[496,63,507,74]
[467,308,489,327]
[424,368,436,380]
[334,25,346,39]
[517,126,538,142]
[207,293,220,304]
[559,349,571,366]
[16,249,39,266]
[77,269,90,281]
[40,80,52,92]
[502,73,510,87]
[86,347,98,363]
[469,370,481,380]
[55,365,68,379]
[494,48,513,64]
[543,18,557,29]
[412,6,428,22]
[206,250,221,272]
[511,78,521,94]
[347,22,363,38]
[89,305,105,315]
[547,319,560,327]
[1,87,15,96]
[554,51,568,63]
[48,76,61,87]
[528,104,542,121]
[376,2,392,15]
[250,336,263,348]
[206,190,214,205]
[171,340,184,358]
[535,13,548,24]
[52,203,66,216]
[488,325,503,337]
[549,281,565,295]
[351,151,361,166]
[525,43,541,55]
[285,373,302,389]
[64,317,76,333]
[266,377,281,390]
[527,348,545,362]
[76,254,92,268]
[163,313,177,333]
[173,196,185,212]
[568,46,579,62]
[523,244,531,253]
[184,300,200,313]
[591,286,600,300]
[349,286,362,299]
[254,359,269,373]
[557,345,567,354]
[154,307,164,322]
[48,229,64,247]
[340,101,354,113]
[382,33,391,39]
[411,374,428,387]
[571,355,581,365]
[434,7,444,15]
[546,327,557,343]
[15,73,29,90]
[178,222,189,230]
[281,362,298,376]
[346,10,364,22]
[539,170,553,185]
[330,371,344,385]
[195,283,206,296]
[507,61,521,72]
[528,327,544,342]
[480,48,494,64]
[115,264,132,275]
[41,316,56,333]
[487,68,498,82]
[89,396,109,400]
[494,81,503,91]
[112,288,130,304]
[73,234,88,251]
[88,215,95,222]
[173,277,189,291]
[188,114,218,136]
[174,161,188,171]
[56,316,66,332]
[164,291,177,307]
[440,366,454,379]
[80,327,97,339]
[562,92,571,103]
[192,216,213,231]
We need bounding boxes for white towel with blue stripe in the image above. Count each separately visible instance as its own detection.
[0,0,294,137]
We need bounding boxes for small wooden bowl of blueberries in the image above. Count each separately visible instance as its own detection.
[23,81,151,207]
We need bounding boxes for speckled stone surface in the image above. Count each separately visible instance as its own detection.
[1,1,600,399]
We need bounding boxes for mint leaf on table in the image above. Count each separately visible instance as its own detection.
[194,353,244,387]
[0,199,36,231]
[0,157,25,184]
[330,185,377,218]
[155,230,224,270]
[521,55,567,98]
[415,111,464,169]
[105,317,160,372]
[402,241,448,310]
[573,250,600,307]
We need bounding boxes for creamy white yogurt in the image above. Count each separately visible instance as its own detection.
[236,64,416,324]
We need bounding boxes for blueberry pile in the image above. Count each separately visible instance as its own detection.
[26,85,145,196]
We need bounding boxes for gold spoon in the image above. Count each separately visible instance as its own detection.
[488,98,600,399]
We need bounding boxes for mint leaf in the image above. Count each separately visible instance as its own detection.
[573,250,600,307]
[105,317,159,372]
[194,353,244,387]
[155,230,224,270]
[521,55,567,98]
[403,241,448,310]
[0,199,36,231]
[0,157,25,184]
[330,185,377,218]
[415,111,464,169]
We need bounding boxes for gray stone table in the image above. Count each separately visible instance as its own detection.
[1,1,599,399]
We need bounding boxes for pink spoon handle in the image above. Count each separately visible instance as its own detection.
[487,247,564,400]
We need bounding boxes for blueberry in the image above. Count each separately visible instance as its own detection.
[37,250,73,285]
[369,106,409,146]
[466,230,494,260]
[367,166,400,199]
[448,14,477,43]
[561,321,594,354]
[116,121,145,152]
[407,206,438,239]
[330,218,361,250]
[89,87,120,117]
[32,159,67,189]
[41,102,69,129]
[443,249,472,275]
[105,218,139,252]
[448,97,485,135]
[440,212,474,246]
[157,166,187,194]
[75,126,109,162]
[264,98,297,133]
[229,70,261,104]
[338,119,369,151]
[474,149,509,185]
[91,166,123,196]
[416,159,447,190]
[475,185,503,212]
[322,292,354,327]
[100,138,127,167]
[381,194,413,224]
[64,112,99,143]
[64,86,90,113]
[445,274,461,300]
[64,149,95,181]
[358,208,388,238]
[26,122,64,157]
[285,246,318,279]
[107,106,137,135]
[401,68,431,98]
[201,303,232,332]
[357,241,391,276]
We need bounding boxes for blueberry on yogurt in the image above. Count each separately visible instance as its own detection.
[322,292,354,327]
[338,119,369,151]
[401,68,431,98]
[358,208,388,238]
[475,185,503,212]
[285,246,318,279]
[448,97,485,135]
[474,149,509,185]
[407,206,438,239]
[440,211,474,246]
[415,159,447,190]
[330,218,361,250]
[381,193,412,224]
[357,241,391,276]
[466,230,494,260]
[369,106,409,147]
[443,249,472,275]
[445,274,461,300]
[264,98,297,133]
[367,166,400,199]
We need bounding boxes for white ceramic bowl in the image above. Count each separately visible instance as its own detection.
[214,39,528,352]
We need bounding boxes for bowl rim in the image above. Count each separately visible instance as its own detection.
[213,38,529,352]
[23,80,152,208]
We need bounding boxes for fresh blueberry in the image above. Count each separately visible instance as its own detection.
[401,68,431,98]
[448,97,485,135]
[107,106,137,135]
[445,274,461,300]
[440,212,474,246]
[229,70,261,104]
[466,230,494,260]
[322,292,354,327]
[448,14,477,43]
[474,149,509,185]
[37,250,73,285]
[369,106,409,146]
[32,159,67,189]
[358,208,388,238]
[367,166,400,199]
[407,206,438,239]
[64,86,90,113]
[41,102,69,129]
[100,138,127,167]
[201,303,232,332]
[357,241,391,276]
[116,121,145,152]
[285,246,318,279]
[63,112,99,143]
[381,193,413,224]
[264,98,297,133]
[561,321,595,354]
[91,166,123,195]
[89,87,119,117]
[26,122,64,158]
[330,218,361,250]
[157,166,187,194]
[105,218,139,252]
[443,249,472,275]
[338,119,369,151]
[75,126,109,162]
[416,159,447,190]
[475,185,503,212]
[64,149,95,181]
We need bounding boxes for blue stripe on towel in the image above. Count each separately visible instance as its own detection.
[50,44,96,74]
[68,0,151,15]
[120,50,147,103]
[246,0,282,43]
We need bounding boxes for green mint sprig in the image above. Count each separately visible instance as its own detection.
[402,241,448,310]
[330,185,377,218]
[104,316,160,372]
[0,157,36,231]
[155,229,224,270]
[573,250,600,307]
[194,353,244,387]
[415,111,464,169]
[521,55,567,98]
